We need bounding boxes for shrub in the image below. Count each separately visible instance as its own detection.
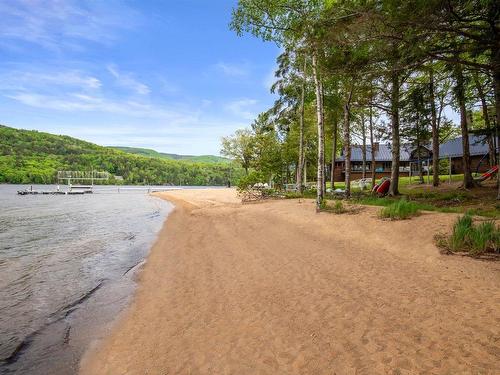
[237,171,265,191]
[380,199,420,220]
[438,158,450,175]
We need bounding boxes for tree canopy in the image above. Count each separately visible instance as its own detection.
[225,0,499,203]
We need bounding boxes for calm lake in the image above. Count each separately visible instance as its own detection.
[0,185,173,374]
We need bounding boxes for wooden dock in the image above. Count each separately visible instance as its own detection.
[17,186,182,196]
[17,190,90,195]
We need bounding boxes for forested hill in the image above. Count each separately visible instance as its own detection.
[111,146,229,163]
[0,125,240,185]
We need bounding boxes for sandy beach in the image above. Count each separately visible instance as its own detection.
[80,188,500,374]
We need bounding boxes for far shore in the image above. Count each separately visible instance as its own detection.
[80,188,500,374]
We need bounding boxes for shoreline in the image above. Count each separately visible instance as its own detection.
[80,188,500,374]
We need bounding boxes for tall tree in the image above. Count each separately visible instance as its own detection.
[369,105,376,187]
[231,0,328,209]
[360,112,367,179]
[472,71,496,166]
[297,58,307,193]
[453,62,474,188]
[330,116,338,189]
[389,70,401,195]
[429,67,440,186]
[221,129,255,175]
[343,88,353,197]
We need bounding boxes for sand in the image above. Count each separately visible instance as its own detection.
[80,188,500,375]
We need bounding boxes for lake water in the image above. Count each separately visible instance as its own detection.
[0,185,174,374]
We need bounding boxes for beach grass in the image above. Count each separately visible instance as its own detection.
[379,199,420,220]
[319,199,347,214]
[436,213,500,255]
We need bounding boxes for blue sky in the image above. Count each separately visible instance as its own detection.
[0,0,280,155]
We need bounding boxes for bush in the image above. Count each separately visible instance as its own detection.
[438,158,451,175]
[237,171,265,191]
[379,199,420,220]
[440,213,499,256]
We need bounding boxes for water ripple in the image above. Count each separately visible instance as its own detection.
[0,185,172,374]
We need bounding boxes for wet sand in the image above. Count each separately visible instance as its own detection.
[80,188,500,374]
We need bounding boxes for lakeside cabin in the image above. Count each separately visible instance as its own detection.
[332,135,496,182]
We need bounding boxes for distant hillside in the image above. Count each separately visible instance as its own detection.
[0,125,241,185]
[111,146,229,163]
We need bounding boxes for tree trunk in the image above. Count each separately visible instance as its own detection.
[369,105,376,187]
[490,37,500,198]
[361,113,367,180]
[473,72,495,166]
[312,53,325,210]
[297,60,306,194]
[343,89,353,198]
[320,81,327,196]
[416,115,424,184]
[330,118,338,189]
[417,152,424,183]
[429,69,440,186]
[389,72,400,196]
[453,63,474,189]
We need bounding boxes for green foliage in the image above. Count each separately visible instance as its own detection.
[444,213,499,255]
[237,170,265,191]
[331,200,346,214]
[450,213,473,251]
[469,222,498,255]
[438,158,450,175]
[111,146,229,163]
[379,199,420,220]
[318,198,347,214]
[319,198,327,210]
[0,125,242,185]
[284,191,303,199]
[221,128,255,174]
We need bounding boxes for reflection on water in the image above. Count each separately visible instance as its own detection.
[0,185,172,374]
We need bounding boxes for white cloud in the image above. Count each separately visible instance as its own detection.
[226,98,258,120]
[0,0,139,51]
[5,91,199,125]
[107,64,150,95]
[1,70,102,90]
[215,62,250,77]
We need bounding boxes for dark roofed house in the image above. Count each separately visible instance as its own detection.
[331,135,494,182]
[439,135,495,176]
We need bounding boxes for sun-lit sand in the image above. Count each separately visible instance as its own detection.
[80,188,500,374]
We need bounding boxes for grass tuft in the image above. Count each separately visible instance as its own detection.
[449,213,473,251]
[468,221,499,255]
[332,200,346,214]
[439,213,499,256]
[318,199,348,214]
[379,199,420,220]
